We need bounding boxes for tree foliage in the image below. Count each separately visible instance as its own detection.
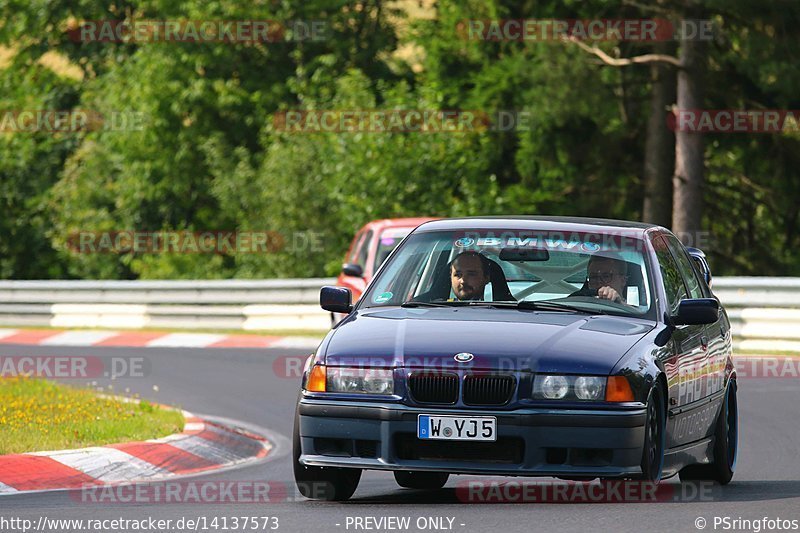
[1,0,799,278]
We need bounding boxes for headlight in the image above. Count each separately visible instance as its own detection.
[538,375,570,399]
[574,376,605,400]
[326,367,394,395]
[533,374,608,401]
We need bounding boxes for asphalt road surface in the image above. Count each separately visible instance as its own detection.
[1,343,799,533]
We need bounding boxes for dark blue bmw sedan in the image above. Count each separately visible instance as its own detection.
[293,217,737,500]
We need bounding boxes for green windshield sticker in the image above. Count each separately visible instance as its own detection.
[374,291,393,303]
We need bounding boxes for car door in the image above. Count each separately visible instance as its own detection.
[652,234,711,448]
[664,234,728,426]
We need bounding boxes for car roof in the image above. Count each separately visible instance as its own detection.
[413,216,662,238]
[360,217,438,232]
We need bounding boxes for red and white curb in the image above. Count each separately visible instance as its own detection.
[0,329,321,350]
[0,411,273,495]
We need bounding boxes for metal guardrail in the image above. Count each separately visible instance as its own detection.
[0,279,336,332]
[710,277,800,308]
[0,279,333,304]
[0,277,799,350]
[710,278,800,352]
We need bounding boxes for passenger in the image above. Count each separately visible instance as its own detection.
[574,254,629,304]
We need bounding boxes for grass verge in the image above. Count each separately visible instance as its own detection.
[0,377,184,455]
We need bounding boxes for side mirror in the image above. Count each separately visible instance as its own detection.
[341,263,364,278]
[686,247,712,288]
[320,286,353,314]
[673,298,719,326]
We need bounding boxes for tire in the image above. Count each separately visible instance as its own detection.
[680,380,738,485]
[293,408,361,501]
[640,380,666,482]
[393,471,449,490]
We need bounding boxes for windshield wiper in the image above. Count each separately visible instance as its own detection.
[402,299,611,315]
[400,301,457,308]
[401,299,605,314]
[400,300,501,308]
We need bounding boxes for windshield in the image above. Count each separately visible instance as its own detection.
[360,229,654,318]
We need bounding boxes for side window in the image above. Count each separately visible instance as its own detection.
[415,248,450,297]
[367,243,429,304]
[374,230,410,271]
[348,231,366,263]
[356,230,373,269]
[664,235,704,299]
[688,257,711,296]
[652,236,688,314]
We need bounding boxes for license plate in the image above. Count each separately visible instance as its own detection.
[417,415,496,441]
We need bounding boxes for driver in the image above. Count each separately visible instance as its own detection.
[450,251,491,301]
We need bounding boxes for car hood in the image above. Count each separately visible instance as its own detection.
[323,307,655,375]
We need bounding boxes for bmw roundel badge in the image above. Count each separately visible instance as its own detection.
[454,352,474,363]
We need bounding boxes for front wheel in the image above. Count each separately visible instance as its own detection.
[640,381,666,482]
[293,408,361,501]
[680,380,738,485]
[393,471,449,490]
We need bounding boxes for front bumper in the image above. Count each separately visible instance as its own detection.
[298,399,646,478]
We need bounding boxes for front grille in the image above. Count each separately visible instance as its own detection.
[463,374,516,405]
[408,372,459,404]
[395,434,525,464]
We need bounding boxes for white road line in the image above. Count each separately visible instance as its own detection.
[39,330,118,346]
[146,433,188,444]
[29,447,172,482]
[165,435,260,464]
[269,337,322,350]
[203,423,271,448]
[146,333,226,348]
[0,481,18,494]
[0,329,19,340]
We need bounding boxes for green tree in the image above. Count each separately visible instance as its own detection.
[0,63,79,278]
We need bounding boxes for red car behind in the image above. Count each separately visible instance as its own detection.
[333,217,435,324]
